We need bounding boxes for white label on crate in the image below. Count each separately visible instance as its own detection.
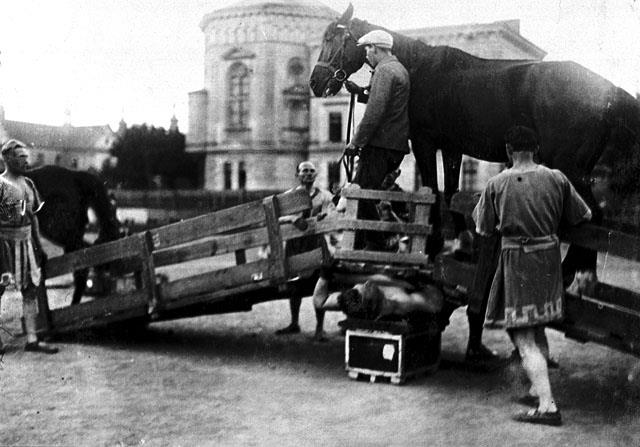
[382,344,395,361]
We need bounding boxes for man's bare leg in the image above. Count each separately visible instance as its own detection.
[22,284,58,354]
[276,297,302,334]
[512,328,557,413]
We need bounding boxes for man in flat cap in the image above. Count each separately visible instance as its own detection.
[0,139,57,354]
[344,29,411,249]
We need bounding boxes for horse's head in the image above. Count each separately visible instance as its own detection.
[309,4,366,97]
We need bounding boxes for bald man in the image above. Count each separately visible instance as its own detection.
[276,161,335,340]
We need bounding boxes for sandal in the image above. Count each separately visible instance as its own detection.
[512,409,562,426]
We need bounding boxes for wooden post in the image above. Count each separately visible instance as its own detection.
[262,195,287,281]
[340,186,359,251]
[138,232,160,317]
[410,187,433,257]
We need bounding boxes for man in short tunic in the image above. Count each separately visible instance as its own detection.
[473,126,591,425]
[0,139,57,354]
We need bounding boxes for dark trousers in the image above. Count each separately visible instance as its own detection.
[352,146,405,249]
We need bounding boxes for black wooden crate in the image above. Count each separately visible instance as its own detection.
[341,319,441,385]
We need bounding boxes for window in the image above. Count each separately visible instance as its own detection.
[223,161,232,190]
[287,57,305,84]
[228,63,250,129]
[238,161,246,190]
[461,158,479,191]
[329,112,342,142]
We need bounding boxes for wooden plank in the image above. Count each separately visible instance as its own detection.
[159,249,324,311]
[50,307,149,334]
[341,188,436,204]
[551,292,640,357]
[137,232,159,315]
[148,189,310,250]
[585,282,640,312]
[162,280,272,311]
[161,259,273,302]
[341,196,358,250]
[263,195,287,280]
[332,249,429,266]
[49,289,149,328]
[560,224,640,262]
[321,219,430,235]
[45,235,143,278]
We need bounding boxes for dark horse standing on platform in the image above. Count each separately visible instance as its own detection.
[26,165,122,304]
[310,4,640,279]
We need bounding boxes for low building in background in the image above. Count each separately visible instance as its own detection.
[0,106,116,171]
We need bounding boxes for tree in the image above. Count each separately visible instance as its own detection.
[102,124,203,189]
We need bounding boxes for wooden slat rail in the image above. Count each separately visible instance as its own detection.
[45,234,145,279]
[160,248,323,310]
[324,186,435,269]
[147,188,310,250]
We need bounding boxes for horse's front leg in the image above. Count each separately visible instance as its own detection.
[67,239,91,305]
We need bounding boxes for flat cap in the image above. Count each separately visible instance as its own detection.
[357,29,393,49]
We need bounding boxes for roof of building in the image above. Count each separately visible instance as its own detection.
[201,0,337,25]
[1,120,116,153]
[400,20,546,60]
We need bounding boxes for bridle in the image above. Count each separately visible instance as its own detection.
[315,23,356,88]
[316,22,361,183]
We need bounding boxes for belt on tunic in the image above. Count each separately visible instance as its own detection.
[0,225,32,241]
[0,225,41,288]
[501,234,559,254]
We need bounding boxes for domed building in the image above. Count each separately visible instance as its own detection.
[187,0,337,191]
[187,1,545,192]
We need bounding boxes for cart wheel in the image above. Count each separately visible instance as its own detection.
[390,376,405,385]
[348,371,360,381]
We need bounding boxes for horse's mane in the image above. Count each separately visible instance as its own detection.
[349,18,535,75]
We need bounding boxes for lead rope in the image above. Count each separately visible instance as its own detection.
[339,91,357,182]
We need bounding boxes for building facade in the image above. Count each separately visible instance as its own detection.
[187,0,546,192]
[0,106,116,171]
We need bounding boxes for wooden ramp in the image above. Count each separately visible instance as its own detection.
[36,187,436,336]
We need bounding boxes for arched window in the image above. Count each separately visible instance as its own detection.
[228,63,250,130]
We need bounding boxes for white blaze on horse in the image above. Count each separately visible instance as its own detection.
[309,4,640,289]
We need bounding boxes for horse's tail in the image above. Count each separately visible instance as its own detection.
[76,171,121,243]
[602,88,640,197]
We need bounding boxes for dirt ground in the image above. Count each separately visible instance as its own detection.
[1,242,640,446]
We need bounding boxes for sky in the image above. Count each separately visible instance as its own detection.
[1,0,639,130]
